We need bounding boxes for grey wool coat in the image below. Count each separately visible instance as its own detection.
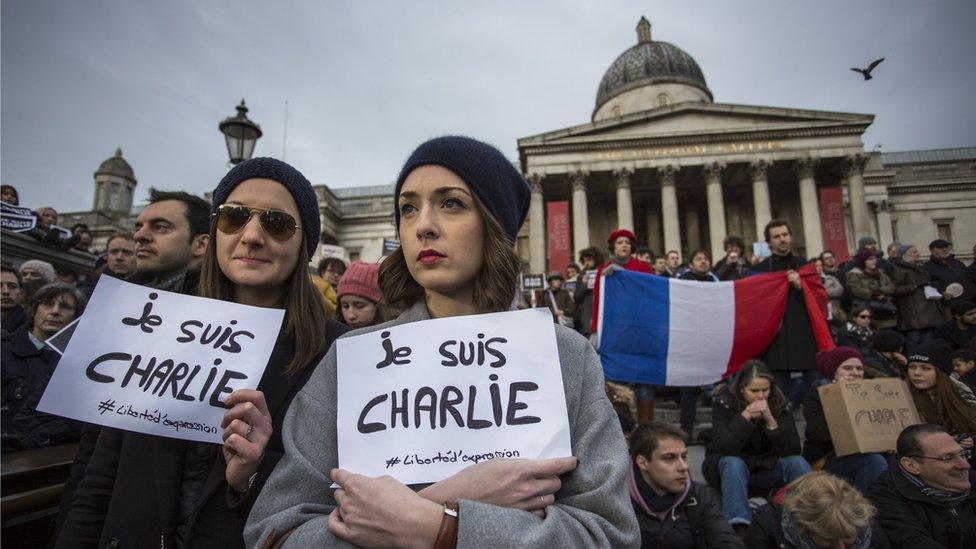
[245,302,640,548]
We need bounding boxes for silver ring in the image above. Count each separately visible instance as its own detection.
[540,495,546,507]
[245,424,254,440]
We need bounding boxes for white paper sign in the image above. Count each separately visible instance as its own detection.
[37,276,285,443]
[336,308,572,485]
[321,244,346,259]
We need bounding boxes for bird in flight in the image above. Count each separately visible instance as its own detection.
[851,58,885,80]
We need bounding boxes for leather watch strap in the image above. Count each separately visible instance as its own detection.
[433,501,459,549]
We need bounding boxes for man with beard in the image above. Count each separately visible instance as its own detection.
[749,220,819,408]
[1,283,86,452]
[51,189,210,542]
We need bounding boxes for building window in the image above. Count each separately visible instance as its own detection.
[657,93,670,107]
[611,105,621,117]
[934,219,953,243]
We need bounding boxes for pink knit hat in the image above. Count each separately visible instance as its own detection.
[336,261,381,303]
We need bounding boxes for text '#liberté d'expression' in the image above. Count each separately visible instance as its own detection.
[356,330,543,434]
[82,293,256,410]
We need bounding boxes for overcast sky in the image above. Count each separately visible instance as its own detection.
[2,0,975,213]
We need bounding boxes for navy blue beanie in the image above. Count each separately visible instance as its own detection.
[211,157,320,257]
[394,136,530,243]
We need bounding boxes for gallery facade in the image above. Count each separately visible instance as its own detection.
[515,17,975,272]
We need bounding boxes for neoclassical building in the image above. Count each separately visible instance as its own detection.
[44,18,975,268]
[516,17,975,272]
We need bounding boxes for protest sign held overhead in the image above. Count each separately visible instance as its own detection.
[336,308,572,485]
[37,276,284,443]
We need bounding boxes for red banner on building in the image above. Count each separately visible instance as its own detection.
[546,201,571,273]
[819,187,850,262]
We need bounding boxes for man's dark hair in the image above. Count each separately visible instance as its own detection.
[318,257,346,277]
[54,264,79,281]
[27,282,87,330]
[578,246,606,265]
[566,262,581,272]
[635,246,653,259]
[1,265,22,286]
[148,189,210,238]
[897,423,949,458]
[764,219,792,243]
[689,248,711,262]
[723,235,745,251]
[629,422,687,459]
[70,223,91,234]
[819,250,836,261]
[949,298,976,318]
[951,349,976,363]
[105,231,135,249]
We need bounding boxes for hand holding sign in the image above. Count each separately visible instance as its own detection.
[221,389,272,492]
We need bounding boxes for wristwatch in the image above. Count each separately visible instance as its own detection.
[433,501,459,549]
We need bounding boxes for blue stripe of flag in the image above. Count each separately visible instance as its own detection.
[599,271,670,385]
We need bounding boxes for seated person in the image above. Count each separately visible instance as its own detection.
[1,283,86,452]
[803,347,888,492]
[930,298,976,352]
[868,424,976,548]
[837,305,875,355]
[702,360,810,537]
[863,330,908,379]
[629,422,743,548]
[952,349,976,392]
[905,340,976,455]
[747,471,891,549]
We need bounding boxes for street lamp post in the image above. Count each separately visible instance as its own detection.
[219,99,262,164]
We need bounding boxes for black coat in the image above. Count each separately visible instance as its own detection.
[56,320,348,549]
[868,466,976,549]
[634,481,743,549]
[1,303,27,333]
[702,391,802,487]
[749,254,818,372]
[713,256,746,281]
[929,320,976,352]
[924,255,976,302]
[1,325,80,453]
[746,502,892,549]
[801,379,833,463]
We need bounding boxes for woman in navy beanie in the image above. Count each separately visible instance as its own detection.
[247,136,639,548]
[57,158,348,548]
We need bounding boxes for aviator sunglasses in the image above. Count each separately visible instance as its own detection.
[214,203,303,241]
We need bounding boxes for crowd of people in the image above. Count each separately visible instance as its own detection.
[0,135,974,548]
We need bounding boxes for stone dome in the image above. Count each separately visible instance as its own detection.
[593,17,712,120]
[94,148,136,183]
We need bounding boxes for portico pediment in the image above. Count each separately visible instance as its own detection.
[518,103,873,151]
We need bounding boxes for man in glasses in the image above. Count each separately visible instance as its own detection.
[1,283,87,452]
[869,423,976,547]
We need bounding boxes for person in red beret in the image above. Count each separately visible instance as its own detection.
[802,346,889,493]
[590,229,655,423]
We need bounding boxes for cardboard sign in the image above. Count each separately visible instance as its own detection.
[37,276,285,443]
[818,378,921,457]
[336,308,572,485]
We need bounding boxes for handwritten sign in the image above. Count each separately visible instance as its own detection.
[37,276,284,443]
[819,378,921,456]
[336,308,572,485]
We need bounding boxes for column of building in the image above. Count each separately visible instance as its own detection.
[874,200,895,248]
[658,165,681,254]
[795,157,824,256]
[614,168,634,231]
[703,161,727,260]
[750,159,772,240]
[845,154,871,241]
[570,170,590,258]
[527,173,546,273]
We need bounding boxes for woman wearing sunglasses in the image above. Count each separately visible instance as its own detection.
[246,136,638,548]
[57,158,347,548]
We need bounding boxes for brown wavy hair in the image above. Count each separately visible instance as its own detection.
[198,224,326,376]
[379,194,520,314]
[908,368,976,435]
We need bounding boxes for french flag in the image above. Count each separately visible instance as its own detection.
[597,263,833,386]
